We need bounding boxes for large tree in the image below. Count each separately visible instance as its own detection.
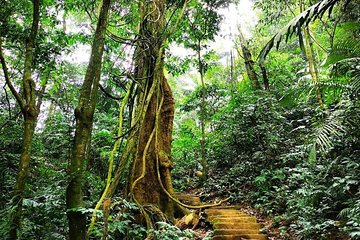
[0,1,43,238]
[65,0,111,239]
[127,0,177,221]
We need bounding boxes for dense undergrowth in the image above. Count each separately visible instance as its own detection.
[172,81,360,239]
[0,0,359,239]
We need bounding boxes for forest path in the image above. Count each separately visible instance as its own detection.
[205,207,266,240]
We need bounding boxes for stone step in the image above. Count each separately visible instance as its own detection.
[213,223,260,230]
[175,193,201,206]
[214,229,260,235]
[210,205,242,209]
[207,214,250,220]
[212,216,257,223]
[206,209,241,213]
[207,213,250,219]
[206,206,266,240]
[206,210,249,216]
[213,234,266,240]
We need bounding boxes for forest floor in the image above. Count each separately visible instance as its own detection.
[182,186,349,240]
[185,187,294,240]
[186,187,349,240]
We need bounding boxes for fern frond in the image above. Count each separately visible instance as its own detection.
[314,107,347,153]
[325,23,360,66]
[331,57,360,93]
[338,207,352,219]
[258,0,342,63]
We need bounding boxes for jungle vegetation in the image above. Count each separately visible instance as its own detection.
[0,0,359,239]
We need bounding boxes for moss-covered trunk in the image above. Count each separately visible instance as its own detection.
[300,0,324,109]
[197,39,208,181]
[1,1,41,238]
[238,28,261,90]
[129,0,176,221]
[9,114,37,240]
[66,1,110,239]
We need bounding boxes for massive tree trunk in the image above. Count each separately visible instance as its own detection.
[65,1,110,239]
[128,0,176,221]
[0,1,41,239]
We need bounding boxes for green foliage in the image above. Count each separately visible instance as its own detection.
[89,199,147,240]
[151,222,194,240]
[0,0,359,239]
[258,0,342,62]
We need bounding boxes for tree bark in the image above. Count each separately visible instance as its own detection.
[65,1,111,239]
[238,28,261,90]
[0,1,41,239]
[129,0,177,221]
[300,0,325,109]
[260,63,269,90]
[197,40,207,181]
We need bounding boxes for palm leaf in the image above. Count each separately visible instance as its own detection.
[258,0,343,63]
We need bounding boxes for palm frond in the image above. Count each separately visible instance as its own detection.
[258,0,342,63]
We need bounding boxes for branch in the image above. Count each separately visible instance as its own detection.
[99,83,123,100]
[0,38,25,110]
[0,111,22,130]
[3,83,12,118]
[309,30,328,53]
[166,0,189,37]
[36,75,48,111]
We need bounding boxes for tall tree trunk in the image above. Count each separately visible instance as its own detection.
[300,0,325,109]
[65,1,110,239]
[197,40,207,181]
[129,0,177,222]
[238,27,261,90]
[0,1,41,239]
[230,49,235,84]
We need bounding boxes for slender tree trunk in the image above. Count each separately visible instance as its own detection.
[9,115,37,240]
[303,27,325,109]
[230,49,235,84]
[66,1,110,239]
[260,63,269,90]
[300,0,325,109]
[197,40,207,181]
[0,1,42,238]
[238,27,261,90]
